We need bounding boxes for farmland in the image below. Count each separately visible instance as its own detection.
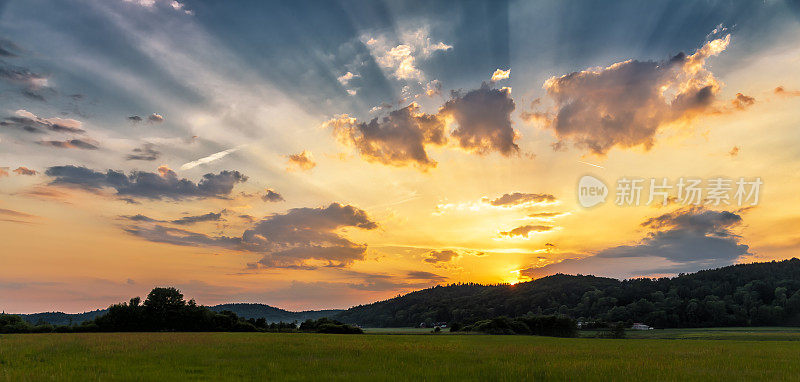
[2,329,800,381]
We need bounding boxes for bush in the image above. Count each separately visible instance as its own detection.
[300,318,363,334]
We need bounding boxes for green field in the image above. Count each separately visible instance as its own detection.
[2,329,800,381]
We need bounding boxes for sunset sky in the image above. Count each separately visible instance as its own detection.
[2,0,800,313]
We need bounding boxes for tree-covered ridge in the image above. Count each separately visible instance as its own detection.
[334,259,800,328]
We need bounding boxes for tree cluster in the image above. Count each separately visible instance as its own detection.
[451,314,577,337]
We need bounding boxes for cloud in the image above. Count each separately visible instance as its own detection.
[262,188,284,202]
[337,71,357,85]
[286,150,316,172]
[0,168,8,177]
[38,139,99,150]
[337,270,445,291]
[539,35,731,155]
[528,211,567,220]
[0,208,36,219]
[774,86,800,96]
[423,249,459,264]
[729,146,740,157]
[325,83,518,169]
[325,104,446,169]
[406,270,447,282]
[439,83,518,155]
[122,0,193,14]
[127,143,160,161]
[731,93,755,110]
[180,146,242,170]
[499,224,553,238]
[148,113,164,123]
[425,80,441,97]
[522,207,749,279]
[126,203,377,269]
[128,115,143,123]
[491,68,510,81]
[171,212,223,225]
[486,192,556,207]
[12,167,37,176]
[45,165,247,200]
[363,26,451,81]
[2,110,84,134]
[122,211,222,225]
[0,62,49,100]
[0,38,21,57]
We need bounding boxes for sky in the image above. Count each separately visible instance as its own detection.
[1,0,800,313]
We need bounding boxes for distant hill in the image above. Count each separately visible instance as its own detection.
[333,259,800,328]
[17,304,342,326]
[17,309,108,326]
[208,303,342,323]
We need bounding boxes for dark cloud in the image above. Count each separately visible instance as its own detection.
[424,249,459,263]
[124,224,243,249]
[45,165,247,200]
[122,214,160,223]
[286,150,316,171]
[326,103,446,169]
[128,115,143,123]
[499,225,553,238]
[12,167,37,176]
[171,212,223,225]
[325,84,518,170]
[486,192,556,207]
[126,203,377,270]
[38,139,99,150]
[127,143,160,161]
[439,83,518,155]
[539,36,730,155]
[262,188,284,202]
[522,207,749,279]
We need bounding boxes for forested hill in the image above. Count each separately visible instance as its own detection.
[18,303,342,326]
[334,259,800,328]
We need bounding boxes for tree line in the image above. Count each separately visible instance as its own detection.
[1,287,361,334]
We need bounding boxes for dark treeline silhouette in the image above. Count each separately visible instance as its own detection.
[1,287,360,334]
[335,259,800,328]
[451,314,578,337]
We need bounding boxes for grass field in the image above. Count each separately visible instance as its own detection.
[2,329,800,381]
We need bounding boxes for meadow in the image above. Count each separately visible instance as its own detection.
[2,329,800,381]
